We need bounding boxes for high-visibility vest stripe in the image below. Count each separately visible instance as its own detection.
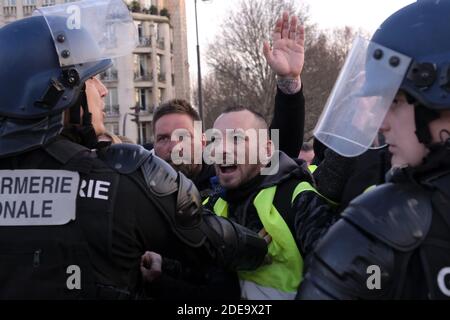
[291,181,338,206]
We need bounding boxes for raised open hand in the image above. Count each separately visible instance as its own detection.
[263,11,305,79]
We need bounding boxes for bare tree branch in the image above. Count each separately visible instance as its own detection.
[195,0,358,138]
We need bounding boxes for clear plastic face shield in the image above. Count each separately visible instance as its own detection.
[314,36,412,157]
[33,0,137,67]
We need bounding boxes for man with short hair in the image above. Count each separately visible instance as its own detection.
[152,99,213,195]
[205,105,337,300]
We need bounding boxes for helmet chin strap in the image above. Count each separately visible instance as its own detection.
[68,83,98,149]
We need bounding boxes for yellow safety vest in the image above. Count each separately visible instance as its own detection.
[208,182,320,300]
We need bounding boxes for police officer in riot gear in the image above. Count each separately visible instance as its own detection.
[298,0,450,299]
[0,0,267,299]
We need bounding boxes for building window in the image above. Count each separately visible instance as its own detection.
[156,55,160,75]
[158,73,166,83]
[154,23,158,39]
[157,36,165,50]
[23,0,36,16]
[137,23,151,48]
[140,89,147,110]
[157,54,164,75]
[137,22,143,38]
[42,0,56,7]
[105,88,119,116]
[158,88,164,104]
[106,123,120,135]
[134,54,152,81]
[135,88,151,112]
[138,36,151,47]
[138,122,153,145]
[157,54,165,83]
[3,0,17,17]
[100,68,118,82]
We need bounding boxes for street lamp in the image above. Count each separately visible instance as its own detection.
[194,0,210,121]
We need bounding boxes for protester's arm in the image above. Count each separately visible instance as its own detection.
[263,12,306,157]
[292,191,340,260]
[313,148,358,204]
[270,86,305,157]
[279,186,341,298]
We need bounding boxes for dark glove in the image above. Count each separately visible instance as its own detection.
[202,211,268,271]
[313,148,357,203]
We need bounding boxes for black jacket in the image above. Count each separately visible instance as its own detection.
[312,139,392,208]
[0,136,217,299]
[298,146,450,299]
[270,86,305,158]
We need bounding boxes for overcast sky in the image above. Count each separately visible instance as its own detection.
[184,0,416,82]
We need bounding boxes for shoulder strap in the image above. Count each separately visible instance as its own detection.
[44,138,95,173]
[44,138,90,164]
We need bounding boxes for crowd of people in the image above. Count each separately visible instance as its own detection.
[1,0,450,300]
